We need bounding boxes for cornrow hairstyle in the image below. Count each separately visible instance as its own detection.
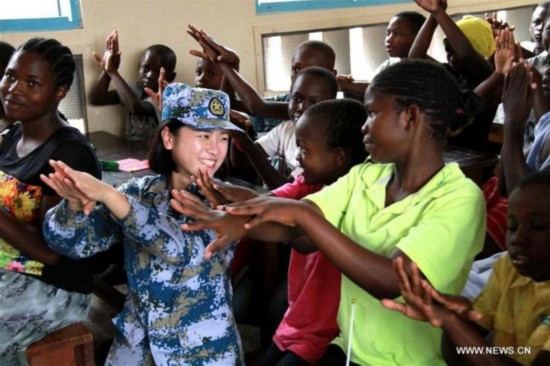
[146,44,177,73]
[370,59,481,144]
[18,38,75,89]
[305,99,368,166]
[148,119,184,176]
[394,11,427,34]
[291,66,338,99]
[516,169,550,192]
[296,40,336,69]
[0,41,15,73]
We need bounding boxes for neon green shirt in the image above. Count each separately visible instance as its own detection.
[306,162,485,365]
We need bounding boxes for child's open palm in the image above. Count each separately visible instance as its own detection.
[170,189,249,259]
[381,257,481,327]
[502,61,536,129]
[187,24,240,67]
[494,28,517,75]
[92,30,121,73]
[414,0,447,13]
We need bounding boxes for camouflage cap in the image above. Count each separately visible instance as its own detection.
[161,83,242,132]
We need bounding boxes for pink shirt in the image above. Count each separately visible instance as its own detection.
[271,175,341,364]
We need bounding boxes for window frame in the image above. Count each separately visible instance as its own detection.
[0,0,82,33]
[256,0,407,14]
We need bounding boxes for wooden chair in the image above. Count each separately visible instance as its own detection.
[25,322,94,366]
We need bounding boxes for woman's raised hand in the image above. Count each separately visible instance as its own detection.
[40,160,101,214]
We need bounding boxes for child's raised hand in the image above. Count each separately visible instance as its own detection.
[92,30,121,73]
[502,61,536,129]
[170,189,249,259]
[187,25,240,67]
[144,67,167,110]
[494,28,517,75]
[485,12,515,38]
[413,0,447,13]
[193,169,227,208]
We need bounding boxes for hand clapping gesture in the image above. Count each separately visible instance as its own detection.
[92,29,121,74]
[187,24,240,68]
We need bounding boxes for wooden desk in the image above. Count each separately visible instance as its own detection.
[444,145,498,186]
[88,131,153,187]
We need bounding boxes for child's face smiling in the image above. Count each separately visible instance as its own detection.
[288,73,335,124]
[0,51,64,122]
[295,114,341,185]
[194,58,222,90]
[385,17,416,58]
[163,126,229,188]
[506,184,550,281]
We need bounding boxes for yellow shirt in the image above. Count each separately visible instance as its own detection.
[474,254,550,365]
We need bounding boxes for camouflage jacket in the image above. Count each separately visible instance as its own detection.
[44,175,243,365]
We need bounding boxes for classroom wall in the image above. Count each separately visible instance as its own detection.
[0,0,537,136]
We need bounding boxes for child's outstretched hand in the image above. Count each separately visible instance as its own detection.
[193,169,258,207]
[92,30,121,74]
[224,195,309,230]
[381,257,481,327]
[144,67,167,110]
[170,189,249,259]
[494,27,516,75]
[187,24,240,67]
[502,61,536,130]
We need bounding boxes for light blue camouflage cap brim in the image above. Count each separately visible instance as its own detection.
[161,83,243,132]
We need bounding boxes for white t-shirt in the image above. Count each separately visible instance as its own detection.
[256,120,302,178]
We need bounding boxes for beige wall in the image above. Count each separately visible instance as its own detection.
[0,0,537,136]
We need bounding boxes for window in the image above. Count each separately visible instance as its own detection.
[256,0,407,14]
[261,6,532,93]
[0,0,82,33]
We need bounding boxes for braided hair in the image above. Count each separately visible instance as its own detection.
[370,59,481,144]
[18,38,75,89]
[304,99,367,165]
